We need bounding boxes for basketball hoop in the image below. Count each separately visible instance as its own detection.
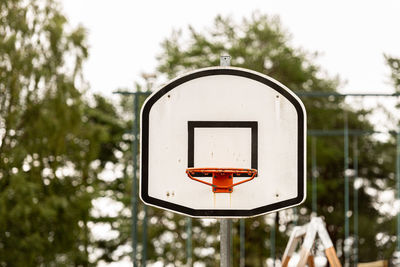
[186,168,257,193]
[141,67,306,217]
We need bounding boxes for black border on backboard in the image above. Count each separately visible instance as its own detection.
[187,121,258,177]
[140,68,305,217]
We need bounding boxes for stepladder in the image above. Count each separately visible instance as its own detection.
[281,217,342,267]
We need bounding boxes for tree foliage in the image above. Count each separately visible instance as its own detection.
[0,0,124,265]
[385,55,400,93]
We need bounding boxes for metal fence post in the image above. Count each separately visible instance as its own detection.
[240,219,245,267]
[270,213,276,267]
[132,94,139,267]
[113,91,152,267]
[353,137,358,267]
[397,127,400,252]
[312,137,317,215]
[344,112,350,267]
[142,205,147,267]
[186,217,192,266]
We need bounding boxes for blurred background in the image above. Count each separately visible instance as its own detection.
[1,0,400,266]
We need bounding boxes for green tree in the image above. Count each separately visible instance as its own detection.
[0,0,123,265]
[386,55,400,93]
[133,13,395,266]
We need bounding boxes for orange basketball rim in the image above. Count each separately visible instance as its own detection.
[186,168,257,193]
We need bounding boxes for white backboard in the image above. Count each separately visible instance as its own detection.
[140,67,306,218]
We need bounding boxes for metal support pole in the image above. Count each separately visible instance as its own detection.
[220,219,231,267]
[344,112,350,267]
[186,217,192,266]
[142,205,147,267]
[240,219,245,267]
[220,55,231,67]
[312,137,317,215]
[397,127,400,252]
[353,137,358,267]
[219,54,232,267]
[132,95,139,267]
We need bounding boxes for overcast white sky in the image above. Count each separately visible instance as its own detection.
[61,0,400,96]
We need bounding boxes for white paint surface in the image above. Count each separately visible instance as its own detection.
[194,128,252,169]
[145,68,304,210]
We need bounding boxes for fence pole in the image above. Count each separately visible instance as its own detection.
[270,213,276,267]
[353,137,358,267]
[142,205,147,266]
[240,219,245,267]
[132,94,139,267]
[312,137,317,215]
[344,112,350,267]
[397,128,400,252]
[186,217,192,266]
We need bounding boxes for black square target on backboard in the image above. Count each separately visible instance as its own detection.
[187,121,258,177]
